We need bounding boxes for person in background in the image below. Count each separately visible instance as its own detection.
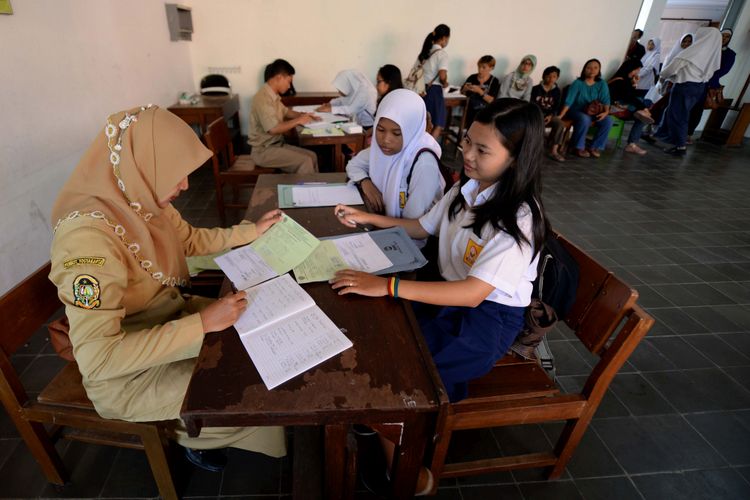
[608,59,654,155]
[499,55,537,101]
[375,64,403,106]
[655,27,721,156]
[558,58,613,158]
[345,89,444,247]
[414,24,451,139]
[637,38,661,96]
[248,59,320,173]
[627,29,646,61]
[316,69,378,127]
[531,66,566,162]
[49,105,287,473]
[461,55,500,127]
[686,28,737,143]
[662,33,693,68]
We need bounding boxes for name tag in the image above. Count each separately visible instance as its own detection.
[399,191,406,209]
[463,237,484,267]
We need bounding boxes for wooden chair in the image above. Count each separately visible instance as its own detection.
[426,233,654,492]
[441,99,470,159]
[0,263,178,499]
[204,117,277,226]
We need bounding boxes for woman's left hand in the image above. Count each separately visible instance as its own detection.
[595,111,609,122]
[330,269,389,297]
[316,103,332,112]
[256,209,284,235]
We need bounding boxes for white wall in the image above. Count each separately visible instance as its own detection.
[187,0,643,135]
[0,1,194,295]
[662,1,728,21]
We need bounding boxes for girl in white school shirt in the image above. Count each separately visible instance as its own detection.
[334,98,547,401]
[345,89,444,247]
[334,99,547,493]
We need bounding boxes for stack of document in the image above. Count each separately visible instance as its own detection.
[214,213,397,389]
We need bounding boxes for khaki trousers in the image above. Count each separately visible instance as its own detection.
[251,144,318,174]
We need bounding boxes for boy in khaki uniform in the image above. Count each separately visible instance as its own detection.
[49,105,286,471]
[249,59,319,173]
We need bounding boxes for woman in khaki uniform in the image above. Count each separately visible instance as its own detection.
[48,105,286,465]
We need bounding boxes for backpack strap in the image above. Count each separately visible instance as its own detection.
[405,148,454,202]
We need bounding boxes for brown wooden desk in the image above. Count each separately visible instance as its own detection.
[294,128,365,172]
[281,92,340,107]
[168,94,240,137]
[443,93,468,154]
[181,173,445,499]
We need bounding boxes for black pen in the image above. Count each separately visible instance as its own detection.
[336,209,370,232]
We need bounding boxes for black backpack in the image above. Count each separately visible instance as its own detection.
[532,234,579,319]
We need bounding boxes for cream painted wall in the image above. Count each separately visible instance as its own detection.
[0,1,194,295]
[186,0,643,135]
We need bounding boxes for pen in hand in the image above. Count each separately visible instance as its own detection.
[336,209,370,232]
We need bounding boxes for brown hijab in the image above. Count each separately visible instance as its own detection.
[51,105,212,287]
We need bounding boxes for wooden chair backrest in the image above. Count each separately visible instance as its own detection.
[204,117,235,173]
[556,234,638,355]
[0,262,60,356]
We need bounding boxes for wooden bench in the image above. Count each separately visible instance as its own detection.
[0,263,178,499]
[425,233,654,491]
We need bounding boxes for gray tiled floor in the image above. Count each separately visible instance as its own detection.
[2,132,750,498]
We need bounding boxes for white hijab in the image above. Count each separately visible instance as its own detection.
[331,70,377,124]
[663,33,692,67]
[369,89,443,217]
[671,27,722,82]
[641,38,661,69]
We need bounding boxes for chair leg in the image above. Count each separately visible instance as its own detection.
[215,180,226,226]
[428,413,454,494]
[140,425,178,500]
[547,413,593,479]
[16,417,68,485]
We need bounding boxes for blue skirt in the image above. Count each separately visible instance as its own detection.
[423,84,447,128]
[414,300,526,402]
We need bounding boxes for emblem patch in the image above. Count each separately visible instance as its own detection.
[463,239,484,267]
[73,274,101,309]
[399,191,406,209]
[64,256,106,269]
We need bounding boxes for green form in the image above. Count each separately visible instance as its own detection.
[292,241,348,284]
[250,214,320,275]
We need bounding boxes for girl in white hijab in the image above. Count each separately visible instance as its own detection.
[656,27,722,154]
[317,69,377,127]
[662,33,693,68]
[345,89,444,244]
[637,38,661,91]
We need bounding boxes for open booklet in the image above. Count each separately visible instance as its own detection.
[234,274,352,390]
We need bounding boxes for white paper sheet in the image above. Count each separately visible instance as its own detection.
[291,184,364,207]
[234,274,315,335]
[331,233,393,273]
[214,246,277,290]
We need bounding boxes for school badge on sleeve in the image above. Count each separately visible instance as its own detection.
[73,274,101,309]
[463,239,484,267]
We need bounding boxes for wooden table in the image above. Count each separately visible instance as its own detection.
[443,93,468,154]
[295,127,366,172]
[180,173,445,499]
[168,94,240,137]
[281,91,340,107]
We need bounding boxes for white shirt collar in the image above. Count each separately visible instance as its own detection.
[460,179,497,208]
[431,43,442,51]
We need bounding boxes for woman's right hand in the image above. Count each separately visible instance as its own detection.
[334,204,369,229]
[359,179,384,214]
[200,291,248,333]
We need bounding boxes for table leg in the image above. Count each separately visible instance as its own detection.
[324,424,352,500]
[334,144,344,172]
[389,415,431,499]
